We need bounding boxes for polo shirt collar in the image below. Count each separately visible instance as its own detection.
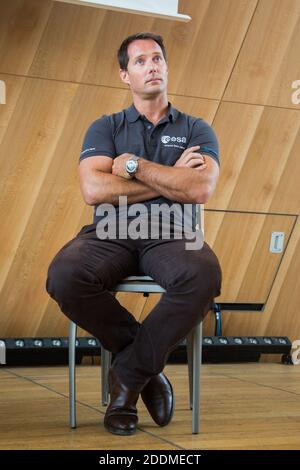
[125,102,178,123]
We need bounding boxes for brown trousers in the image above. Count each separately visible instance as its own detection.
[46,223,222,391]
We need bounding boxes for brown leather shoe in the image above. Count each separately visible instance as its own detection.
[104,368,139,436]
[141,373,174,426]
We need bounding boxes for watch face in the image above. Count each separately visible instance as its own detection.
[126,159,138,174]
[127,160,136,172]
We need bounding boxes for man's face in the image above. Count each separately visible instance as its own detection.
[120,39,168,98]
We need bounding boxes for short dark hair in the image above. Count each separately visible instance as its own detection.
[117,32,167,70]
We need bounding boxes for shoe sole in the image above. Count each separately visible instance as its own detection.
[104,422,137,436]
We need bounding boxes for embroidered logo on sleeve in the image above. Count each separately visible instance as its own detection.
[80,147,97,156]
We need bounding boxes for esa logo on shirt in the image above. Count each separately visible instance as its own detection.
[161,135,187,144]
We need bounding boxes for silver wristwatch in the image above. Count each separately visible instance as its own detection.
[125,155,140,176]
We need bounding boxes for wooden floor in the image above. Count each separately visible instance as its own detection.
[0,362,299,450]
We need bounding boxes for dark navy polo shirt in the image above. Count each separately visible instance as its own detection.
[80,103,219,227]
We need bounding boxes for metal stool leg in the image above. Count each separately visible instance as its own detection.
[192,321,202,434]
[101,346,112,405]
[186,332,194,410]
[69,321,77,428]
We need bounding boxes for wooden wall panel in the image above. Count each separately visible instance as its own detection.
[0,75,26,145]
[169,95,219,123]
[266,13,300,108]
[218,217,300,339]
[0,82,131,336]
[0,0,300,347]
[173,0,258,99]
[29,2,107,82]
[224,0,300,107]
[260,220,300,337]
[0,0,52,75]
[227,107,300,213]
[270,128,300,214]
[205,212,296,303]
[206,102,265,211]
[0,78,77,282]
[210,104,300,213]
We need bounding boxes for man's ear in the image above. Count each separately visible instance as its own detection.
[120,69,130,85]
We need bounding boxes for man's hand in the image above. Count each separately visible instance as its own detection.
[175,146,207,171]
[112,153,135,179]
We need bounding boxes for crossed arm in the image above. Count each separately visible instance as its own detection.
[79,146,219,206]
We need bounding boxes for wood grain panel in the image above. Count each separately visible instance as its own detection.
[268,261,300,336]
[224,0,300,107]
[269,127,300,214]
[0,83,132,337]
[205,211,295,303]
[256,217,300,339]
[29,2,107,82]
[0,0,52,75]
[207,101,265,211]
[266,12,300,108]
[206,215,300,340]
[173,0,258,99]
[0,74,26,145]
[235,215,295,303]
[0,78,78,294]
[209,101,300,214]
[170,94,219,123]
